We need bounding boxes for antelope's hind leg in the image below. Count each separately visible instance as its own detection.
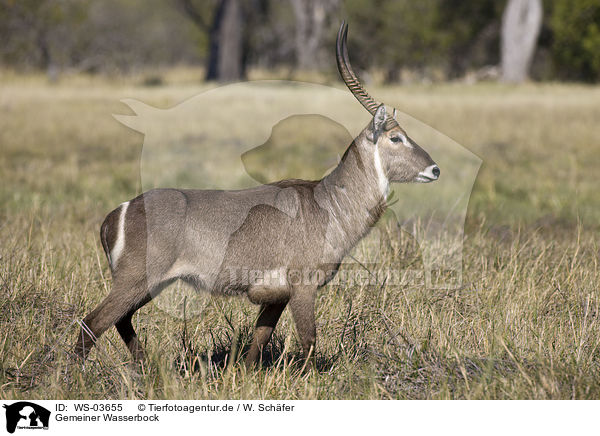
[74,277,151,361]
[115,293,152,361]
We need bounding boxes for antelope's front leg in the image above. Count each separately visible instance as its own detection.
[245,303,287,367]
[289,286,317,362]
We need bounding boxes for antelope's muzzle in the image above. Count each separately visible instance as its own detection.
[416,164,440,183]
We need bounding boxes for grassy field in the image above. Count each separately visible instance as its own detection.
[1,72,599,399]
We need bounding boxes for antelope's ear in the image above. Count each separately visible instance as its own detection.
[369,104,387,143]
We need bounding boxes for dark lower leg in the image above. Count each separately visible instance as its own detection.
[116,313,145,361]
[115,293,151,361]
[245,303,287,367]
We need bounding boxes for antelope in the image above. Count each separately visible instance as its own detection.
[74,22,440,366]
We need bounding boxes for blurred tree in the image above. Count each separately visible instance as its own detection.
[343,0,446,81]
[0,0,201,75]
[82,0,202,73]
[289,0,339,71]
[248,1,296,69]
[501,0,543,83]
[1,0,598,83]
[344,0,505,82]
[176,0,244,81]
[438,0,505,78]
[0,0,89,79]
[176,0,271,81]
[549,0,600,82]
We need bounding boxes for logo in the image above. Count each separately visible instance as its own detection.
[2,402,50,433]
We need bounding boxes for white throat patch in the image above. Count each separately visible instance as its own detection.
[374,145,389,197]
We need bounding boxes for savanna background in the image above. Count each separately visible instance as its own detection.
[1,0,599,400]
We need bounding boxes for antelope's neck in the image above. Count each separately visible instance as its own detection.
[315,140,388,254]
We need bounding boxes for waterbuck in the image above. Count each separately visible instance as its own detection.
[74,22,440,366]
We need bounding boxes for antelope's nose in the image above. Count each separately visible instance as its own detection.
[419,164,440,181]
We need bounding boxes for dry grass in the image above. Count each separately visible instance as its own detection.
[1,74,599,399]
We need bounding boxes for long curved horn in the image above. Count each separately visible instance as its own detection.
[336,21,381,115]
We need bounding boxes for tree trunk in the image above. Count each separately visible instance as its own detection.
[178,0,245,82]
[500,0,542,83]
[208,0,244,81]
[289,0,338,71]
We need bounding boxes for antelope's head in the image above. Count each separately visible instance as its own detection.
[337,22,439,184]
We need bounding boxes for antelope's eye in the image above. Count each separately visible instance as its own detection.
[390,136,401,143]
